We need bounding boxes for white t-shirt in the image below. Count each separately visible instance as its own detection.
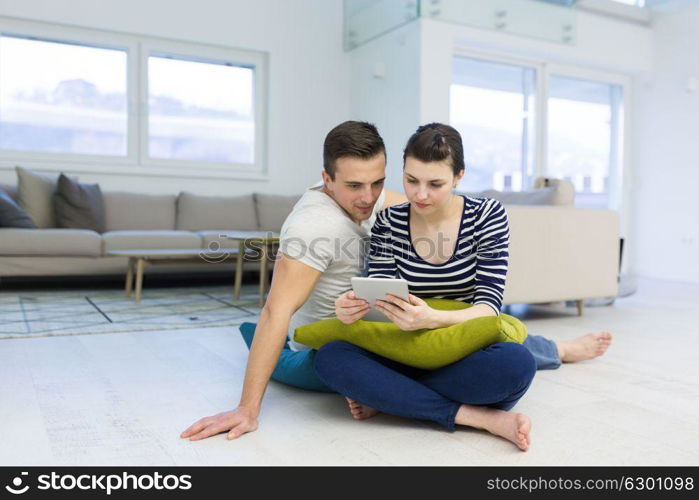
[280,184,385,351]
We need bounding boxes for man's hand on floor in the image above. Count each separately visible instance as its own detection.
[180,407,259,441]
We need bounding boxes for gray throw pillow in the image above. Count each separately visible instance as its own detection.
[16,166,60,228]
[0,189,37,228]
[54,174,106,233]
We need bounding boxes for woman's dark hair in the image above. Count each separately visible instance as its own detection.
[402,123,465,176]
[323,121,386,180]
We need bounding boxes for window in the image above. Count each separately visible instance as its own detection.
[0,18,267,178]
[147,54,255,164]
[450,53,627,210]
[609,0,645,6]
[450,56,536,193]
[547,75,623,208]
[0,35,128,156]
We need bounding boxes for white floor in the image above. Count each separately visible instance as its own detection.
[1,278,698,466]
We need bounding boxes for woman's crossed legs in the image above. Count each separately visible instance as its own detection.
[314,341,536,451]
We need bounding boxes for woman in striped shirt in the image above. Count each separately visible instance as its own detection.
[314,123,536,451]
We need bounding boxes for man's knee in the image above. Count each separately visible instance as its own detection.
[314,341,355,377]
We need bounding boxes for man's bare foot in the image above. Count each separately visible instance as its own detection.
[555,332,613,363]
[345,397,379,420]
[455,405,531,451]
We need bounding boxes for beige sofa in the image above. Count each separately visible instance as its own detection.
[0,182,619,308]
[503,206,618,306]
[0,185,299,279]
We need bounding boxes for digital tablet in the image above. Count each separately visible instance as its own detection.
[351,277,410,322]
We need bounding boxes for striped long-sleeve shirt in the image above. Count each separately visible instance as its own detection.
[366,195,510,314]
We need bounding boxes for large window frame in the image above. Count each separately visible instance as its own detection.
[0,17,268,180]
[451,47,631,212]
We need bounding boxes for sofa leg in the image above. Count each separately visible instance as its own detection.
[576,299,584,316]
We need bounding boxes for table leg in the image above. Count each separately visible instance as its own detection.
[125,257,134,297]
[259,244,268,307]
[135,258,146,304]
[233,240,244,302]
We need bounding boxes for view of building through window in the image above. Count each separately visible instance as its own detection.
[450,55,624,209]
[450,56,536,193]
[0,34,259,166]
[0,35,128,156]
[148,55,255,164]
[547,75,623,209]
[609,0,645,6]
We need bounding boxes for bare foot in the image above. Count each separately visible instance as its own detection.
[345,397,379,420]
[455,405,531,451]
[555,332,612,363]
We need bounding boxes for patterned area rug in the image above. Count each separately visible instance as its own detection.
[0,285,261,339]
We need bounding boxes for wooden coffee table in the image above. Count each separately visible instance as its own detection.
[108,231,280,306]
[223,231,280,307]
[107,248,247,304]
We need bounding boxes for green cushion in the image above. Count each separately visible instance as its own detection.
[294,298,527,370]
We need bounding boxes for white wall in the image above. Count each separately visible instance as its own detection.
[0,0,350,196]
[349,22,422,192]
[418,11,653,122]
[632,2,699,284]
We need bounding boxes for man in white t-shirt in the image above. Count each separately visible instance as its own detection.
[180,121,612,442]
[181,121,405,440]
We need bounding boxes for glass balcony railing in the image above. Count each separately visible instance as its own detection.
[344,0,419,50]
[344,0,577,50]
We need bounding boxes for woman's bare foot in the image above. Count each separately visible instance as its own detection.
[455,405,531,451]
[555,332,613,363]
[345,397,380,420]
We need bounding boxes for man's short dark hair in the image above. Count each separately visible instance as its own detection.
[323,121,386,180]
[402,123,465,176]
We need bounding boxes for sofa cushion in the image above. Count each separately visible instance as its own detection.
[103,192,177,231]
[0,189,36,228]
[254,193,301,232]
[0,183,18,201]
[54,174,106,233]
[462,178,575,207]
[478,187,559,206]
[533,177,575,206]
[176,192,257,231]
[0,228,101,256]
[102,230,202,252]
[15,166,61,228]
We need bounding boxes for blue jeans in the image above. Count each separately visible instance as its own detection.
[314,340,537,431]
[239,323,560,393]
[523,334,561,370]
